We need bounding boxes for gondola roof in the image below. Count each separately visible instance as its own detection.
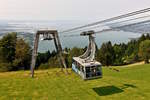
[73,57,101,67]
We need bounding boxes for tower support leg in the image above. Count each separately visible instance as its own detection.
[53,32,68,73]
[31,33,39,78]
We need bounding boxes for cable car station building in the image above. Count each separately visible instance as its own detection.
[72,31,102,80]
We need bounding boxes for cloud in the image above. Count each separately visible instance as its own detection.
[0,0,149,20]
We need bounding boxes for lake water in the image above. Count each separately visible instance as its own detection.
[0,20,141,53]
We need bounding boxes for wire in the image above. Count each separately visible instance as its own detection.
[60,8,150,34]
[60,15,150,37]
[105,14,150,26]
[95,20,150,34]
[61,19,150,37]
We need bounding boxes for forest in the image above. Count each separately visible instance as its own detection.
[0,32,150,71]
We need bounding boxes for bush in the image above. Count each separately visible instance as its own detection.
[38,63,51,70]
[0,63,12,72]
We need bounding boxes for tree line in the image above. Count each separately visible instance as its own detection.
[38,33,150,69]
[0,32,150,71]
[97,34,150,66]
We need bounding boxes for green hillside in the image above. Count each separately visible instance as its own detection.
[0,64,150,100]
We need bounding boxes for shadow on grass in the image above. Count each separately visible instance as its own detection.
[93,84,137,96]
[93,86,123,96]
[122,84,137,89]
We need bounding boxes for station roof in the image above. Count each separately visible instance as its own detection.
[73,57,101,67]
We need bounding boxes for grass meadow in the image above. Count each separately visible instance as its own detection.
[0,64,150,100]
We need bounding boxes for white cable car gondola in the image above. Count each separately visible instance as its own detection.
[72,31,102,80]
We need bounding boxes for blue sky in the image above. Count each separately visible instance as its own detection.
[0,0,150,21]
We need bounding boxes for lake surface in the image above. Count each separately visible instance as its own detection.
[0,20,141,53]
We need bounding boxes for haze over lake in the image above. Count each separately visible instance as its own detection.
[0,20,141,53]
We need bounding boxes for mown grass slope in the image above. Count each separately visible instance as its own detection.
[0,64,150,100]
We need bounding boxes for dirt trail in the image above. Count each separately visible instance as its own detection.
[123,61,145,67]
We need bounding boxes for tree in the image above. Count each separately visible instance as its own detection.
[66,47,84,67]
[70,47,84,57]
[138,40,150,64]
[13,38,31,70]
[0,33,17,63]
[0,33,17,71]
[36,50,52,69]
[113,44,124,65]
[138,34,146,43]
[145,33,150,40]
[125,40,139,64]
[98,41,114,66]
[0,33,32,71]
